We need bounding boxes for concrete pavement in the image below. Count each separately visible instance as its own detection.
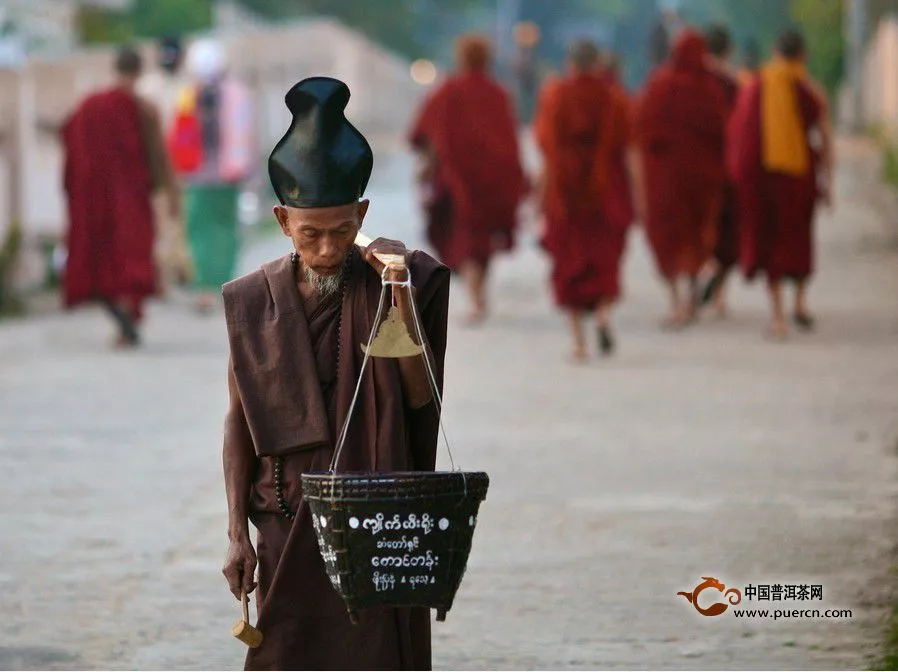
[1,138,897,670]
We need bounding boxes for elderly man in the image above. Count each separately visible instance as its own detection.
[221,77,450,670]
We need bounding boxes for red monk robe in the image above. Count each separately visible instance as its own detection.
[710,67,741,273]
[62,87,157,318]
[537,72,632,308]
[727,74,825,283]
[602,69,636,244]
[408,57,525,272]
[636,31,727,282]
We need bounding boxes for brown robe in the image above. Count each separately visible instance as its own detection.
[222,247,450,670]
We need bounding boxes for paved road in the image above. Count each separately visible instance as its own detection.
[1,138,897,670]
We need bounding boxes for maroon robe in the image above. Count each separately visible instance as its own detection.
[536,72,632,308]
[62,87,157,316]
[711,68,741,270]
[408,72,525,271]
[636,31,728,279]
[223,248,450,670]
[727,78,822,282]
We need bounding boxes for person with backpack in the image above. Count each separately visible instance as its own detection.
[169,38,256,312]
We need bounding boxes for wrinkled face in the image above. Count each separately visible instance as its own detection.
[274,200,369,276]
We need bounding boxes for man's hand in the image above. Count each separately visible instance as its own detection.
[223,536,258,600]
[364,237,409,280]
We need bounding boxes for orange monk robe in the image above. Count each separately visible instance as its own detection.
[727,65,826,283]
[636,30,728,279]
[536,72,633,309]
[532,75,562,211]
[408,71,525,271]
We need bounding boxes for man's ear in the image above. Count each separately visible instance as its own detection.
[356,199,371,227]
[273,205,290,236]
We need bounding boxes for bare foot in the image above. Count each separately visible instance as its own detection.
[661,304,695,330]
[765,319,788,341]
[195,295,216,314]
[568,347,589,365]
[792,312,815,332]
[660,311,684,331]
[461,308,487,328]
[112,333,140,350]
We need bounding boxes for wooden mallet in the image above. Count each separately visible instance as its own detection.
[232,590,263,649]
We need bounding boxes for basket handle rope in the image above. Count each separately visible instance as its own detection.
[329,263,458,476]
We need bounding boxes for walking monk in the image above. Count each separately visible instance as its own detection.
[221,77,450,669]
[62,46,179,347]
[409,34,525,324]
[534,40,645,361]
[636,29,728,328]
[698,24,742,317]
[728,29,833,338]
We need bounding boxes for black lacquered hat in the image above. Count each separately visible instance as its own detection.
[268,77,374,208]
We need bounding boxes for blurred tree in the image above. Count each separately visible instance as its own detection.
[78,0,213,44]
[130,0,213,38]
[790,0,843,94]
[76,6,135,44]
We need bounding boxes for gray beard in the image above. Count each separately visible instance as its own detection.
[303,265,344,300]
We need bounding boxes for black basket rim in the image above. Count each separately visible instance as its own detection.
[301,470,489,481]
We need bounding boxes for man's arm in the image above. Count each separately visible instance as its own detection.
[221,359,259,600]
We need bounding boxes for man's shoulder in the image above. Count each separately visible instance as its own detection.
[222,266,267,297]
[409,248,448,277]
[222,256,289,324]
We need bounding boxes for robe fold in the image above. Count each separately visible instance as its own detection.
[62,87,157,311]
[636,31,727,279]
[711,68,741,270]
[408,72,525,270]
[536,72,632,308]
[727,76,822,282]
[223,248,450,670]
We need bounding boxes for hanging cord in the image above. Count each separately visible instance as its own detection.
[328,263,460,477]
[328,270,389,474]
[405,271,458,472]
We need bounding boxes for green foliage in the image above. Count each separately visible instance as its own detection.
[78,0,213,45]
[77,7,134,45]
[130,0,213,39]
[884,146,898,190]
[0,221,25,318]
[789,0,843,94]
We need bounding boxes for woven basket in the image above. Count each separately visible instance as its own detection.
[301,471,489,622]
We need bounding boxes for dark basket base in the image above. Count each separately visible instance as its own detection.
[302,471,489,621]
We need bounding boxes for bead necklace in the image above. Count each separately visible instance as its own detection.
[274,249,353,520]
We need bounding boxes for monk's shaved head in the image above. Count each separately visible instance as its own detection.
[568,40,599,71]
[776,29,806,60]
[704,24,732,59]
